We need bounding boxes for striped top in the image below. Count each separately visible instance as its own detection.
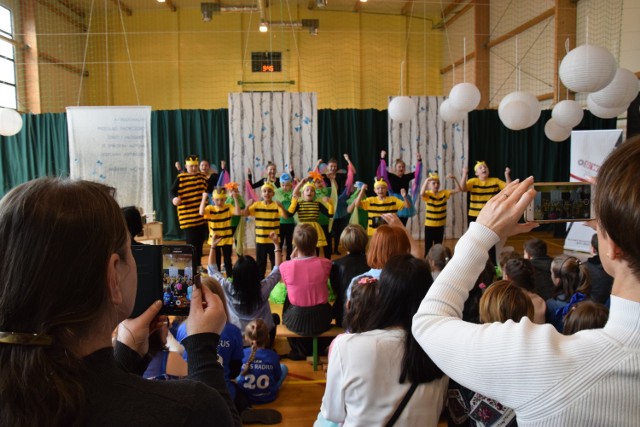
[288,197,333,222]
[413,222,640,427]
[171,172,209,229]
[360,196,405,236]
[203,204,234,246]
[421,190,452,227]
[247,201,284,244]
[466,177,506,218]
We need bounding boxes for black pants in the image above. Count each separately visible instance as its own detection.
[320,224,332,259]
[279,223,295,261]
[331,216,347,252]
[424,225,444,255]
[255,242,275,279]
[214,244,233,278]
[184,224,208,269]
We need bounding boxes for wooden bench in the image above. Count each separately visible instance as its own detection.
[276,324,345,371]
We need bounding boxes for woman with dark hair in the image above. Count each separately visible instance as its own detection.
[208,232,281,346]
[413,136,640,427]
[0,177,239,427]
[318,254,448,426]
[122,205,144,245]
[503,257,547,324]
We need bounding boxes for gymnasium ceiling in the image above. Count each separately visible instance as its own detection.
[74,0,454,22]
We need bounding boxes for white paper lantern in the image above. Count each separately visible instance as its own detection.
[544,119,572,142]
[0,108,23,137]
[499,91,541,129]
[388,96,416,122]
[552,100,584,128]
[449,83,481,113]
[559,44,617,93]
[498,100,531,130]
[590,68,639,108]
[587,94,628,119]
[439,99,466,123]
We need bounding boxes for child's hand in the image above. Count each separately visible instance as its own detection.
[175,161,182,171]
[268,231,280,246]
[343,154,350,161]
[220,160,226,170]
[400,188,407,198]
[210,234,223,246]
[380,150,387,159]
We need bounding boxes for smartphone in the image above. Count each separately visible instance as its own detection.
[525,182,594,223]
[130,244,196,317]
[370,216,387,229]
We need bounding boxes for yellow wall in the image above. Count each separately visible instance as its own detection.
[12,4,443,112]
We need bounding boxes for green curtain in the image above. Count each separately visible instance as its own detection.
[0,112,69,196]
[468,109,616,182]
[317,109,388,187]
[0,107,619,241]
[151,109,230,240]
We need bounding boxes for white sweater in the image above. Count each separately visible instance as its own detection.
[412,222,640,427]
[320,329,448,427]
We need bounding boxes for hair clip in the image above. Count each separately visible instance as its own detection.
[0,331,54,346]
[357,276,378,286]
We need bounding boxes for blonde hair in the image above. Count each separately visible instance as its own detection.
[339,224,368,254]
[241,319,270,376]
[293,223,318,254]
[479,280,534,324]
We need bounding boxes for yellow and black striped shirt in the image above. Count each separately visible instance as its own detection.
[172,172,208,229]
[248,201,284,244]
[203,204,234,246]
[422,190,452,227]
[288,197,333,222]
[466,177,506,218]
[360,196,405,236]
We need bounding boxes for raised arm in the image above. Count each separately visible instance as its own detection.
[400,188,410,209]
[199,192,209,216]
[458,166,469,192]
[343,153,356,174]
[419,177,431,197]
[347,184,367,212]
[447,174,463,194]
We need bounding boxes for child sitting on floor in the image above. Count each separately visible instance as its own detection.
[237,319,288,404]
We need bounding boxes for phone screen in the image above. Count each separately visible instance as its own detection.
[161,245,195,316]
[130,244,195,318]
[526,182,594,223]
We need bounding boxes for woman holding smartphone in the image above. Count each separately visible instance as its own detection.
[413,136,640,425]
[0,178,241,427]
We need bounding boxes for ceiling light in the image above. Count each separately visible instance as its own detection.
[156,0,166,3]
[259,22,269,33]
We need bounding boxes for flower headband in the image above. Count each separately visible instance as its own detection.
[308,170,324,182]
[224,182,239,192]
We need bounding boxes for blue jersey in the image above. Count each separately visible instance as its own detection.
[176,322,244,399]
[237,347,282,403]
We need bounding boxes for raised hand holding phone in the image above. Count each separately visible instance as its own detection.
[118,300,163,356]
[186,285,226,336]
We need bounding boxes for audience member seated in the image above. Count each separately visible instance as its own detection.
[329,224,370,327]
[318,254,448,426]
[562,300,609,335]
[0,177,240,426]
[237,319,288,406]
[503,257,547,324]
[547,255,591,331]
[281,223,333,359]
[414,136,640,425]
[345,213,416,300]
[523,238,555,300]
[447,280,534,427]
[427,244,452,281]
[586,233,614,305]
[122,205,145,245]
[175,278,242,404]
[208,232,282,347]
